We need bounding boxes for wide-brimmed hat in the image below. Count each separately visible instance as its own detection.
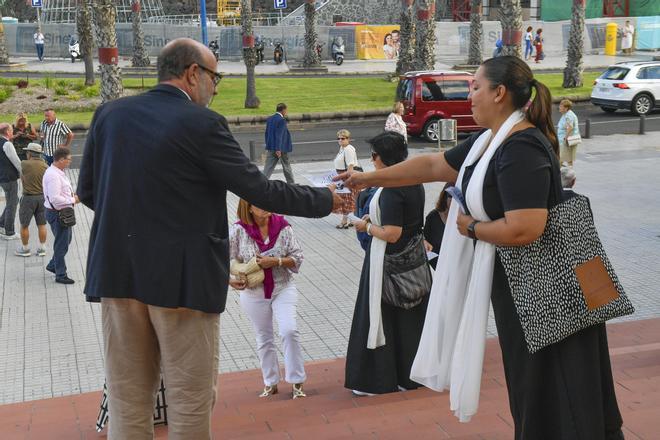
[25,143,43,154]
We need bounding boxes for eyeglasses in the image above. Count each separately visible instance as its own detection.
[187,63,223,86]
[337,137,347,140]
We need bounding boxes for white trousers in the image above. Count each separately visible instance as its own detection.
[240,284,306,386]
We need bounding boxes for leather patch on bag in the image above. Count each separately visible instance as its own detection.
[575,256,619,310]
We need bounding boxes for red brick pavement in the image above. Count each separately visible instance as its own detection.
[1,318,659,439]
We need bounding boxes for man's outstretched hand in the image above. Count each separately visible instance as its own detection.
[328,184,343,211]
[334,170,369,191]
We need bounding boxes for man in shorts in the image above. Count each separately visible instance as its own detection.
[15,143,48,257]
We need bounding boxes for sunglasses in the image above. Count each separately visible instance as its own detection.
[187,63,223,86]
[371,151,379,160]
[337,137,347,140]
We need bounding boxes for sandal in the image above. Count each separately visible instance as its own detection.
[292,383,306,399]
[259,384,278,397]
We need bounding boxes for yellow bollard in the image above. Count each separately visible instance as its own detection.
[605,22,618,56]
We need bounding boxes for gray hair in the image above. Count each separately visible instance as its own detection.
[0,123,10,136]
[157,38,205,83]
[560,166,576,188]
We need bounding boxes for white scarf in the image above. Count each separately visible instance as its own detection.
[367,188,386,349]
[410,110,525,422]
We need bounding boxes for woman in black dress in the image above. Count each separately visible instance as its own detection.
[345,132,428,396]
[423,184,451,270]
[339,57,623,439]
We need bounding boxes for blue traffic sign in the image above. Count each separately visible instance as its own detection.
[31,0,42,6]
[274,0,287,9]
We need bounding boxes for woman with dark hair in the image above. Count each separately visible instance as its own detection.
[339,56,623,439]
[533,28,544,63]
[423,183,451,270]
[345,131,428,396]
[524,26,534,60]
[383,33,396,59]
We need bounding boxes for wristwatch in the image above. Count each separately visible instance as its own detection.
[467,220,480,240]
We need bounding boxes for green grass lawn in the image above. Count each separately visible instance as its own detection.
[0,73,598,126]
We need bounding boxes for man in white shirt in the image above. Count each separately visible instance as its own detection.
[0,123,21,240]
[34,30,45,61]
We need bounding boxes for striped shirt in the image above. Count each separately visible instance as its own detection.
[40,119,72,156]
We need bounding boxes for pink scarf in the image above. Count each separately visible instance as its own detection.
[237,214,290,299]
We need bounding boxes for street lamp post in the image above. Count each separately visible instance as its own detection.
[200,0,208,45]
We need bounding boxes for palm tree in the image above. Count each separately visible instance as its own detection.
[93,0,124,102]
[77,0,95,86]
[562,0,586,88]
[131,0,151,67]
[467,0,483,65]
[241,0,260,108]
[395,0,415,75]
[302,0,321,68]
[414,0,436,71]
[0,12,10,64]
[499,0,522,58]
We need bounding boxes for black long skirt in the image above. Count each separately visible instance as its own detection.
[344,251,429,394]
[492,254,624,440]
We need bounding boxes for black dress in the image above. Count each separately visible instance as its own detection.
[345,184,429,394]
[444,128,623,440]
[423,209,446,270]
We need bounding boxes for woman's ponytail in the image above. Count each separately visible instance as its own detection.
[527,80,559,157]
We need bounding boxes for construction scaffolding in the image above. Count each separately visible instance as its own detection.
[40,0,165,24]
[217,0,241,26]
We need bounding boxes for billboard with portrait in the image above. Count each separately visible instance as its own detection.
[355,25,401,60]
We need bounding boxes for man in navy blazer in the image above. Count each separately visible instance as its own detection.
[263,102,295,183]
[77,38,340,439]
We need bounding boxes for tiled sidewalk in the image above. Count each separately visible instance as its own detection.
[1,318,659,439]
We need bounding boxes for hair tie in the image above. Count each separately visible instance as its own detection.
[530,79,538,87]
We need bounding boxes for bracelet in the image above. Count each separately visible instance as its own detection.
[278,257,282,267]
[467,220,480,240]
[366,223,373,236]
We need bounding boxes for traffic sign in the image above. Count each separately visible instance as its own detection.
[274,0,287,9]
[31,0,42,7]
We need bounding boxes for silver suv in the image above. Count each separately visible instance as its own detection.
[591,61,660,116]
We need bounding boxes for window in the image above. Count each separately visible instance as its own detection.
[637,66,660,80]
[600,67,630,80]
[421,79,470,101]
[396,79,414,102]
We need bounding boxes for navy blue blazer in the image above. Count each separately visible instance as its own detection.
[77,85,332,313]
[264,112,292,153]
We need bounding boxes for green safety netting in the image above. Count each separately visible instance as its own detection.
[541,0,660,22]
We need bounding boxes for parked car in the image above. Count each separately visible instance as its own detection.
[396,70,481,142]
[591,61,660,116]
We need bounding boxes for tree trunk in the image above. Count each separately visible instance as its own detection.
[395,0,415,75]
[414,0,436,71]
[131,0,151,67]
[499,0,522,58]
[562,0,585,88]
[303,0,321,68]
[241,0,260,108]
[93,0,123,102]
[0,14,10,64]
[467,0,483,65]
[77,0,95,86]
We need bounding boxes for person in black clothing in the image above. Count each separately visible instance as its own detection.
[423,183,451,270]
[345,132,428,396]
[339,56,623,439]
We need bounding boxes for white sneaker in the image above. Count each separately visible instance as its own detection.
[3,233,18,241]
[15,246,31,257]
[351,389,376,397]
[36,247,47,257]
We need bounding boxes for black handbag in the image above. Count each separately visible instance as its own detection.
[382,233,432,309]
[47,196,76,228]
[496,142,633,353]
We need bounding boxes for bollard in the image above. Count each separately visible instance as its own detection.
[584,118,591,139]
[249,140,257,162]
[639,115,646,135]
[438,119,458,150]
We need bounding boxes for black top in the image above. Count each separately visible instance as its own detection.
[444,128,561,220]
[423,209,445,255]
[380,184,425,254]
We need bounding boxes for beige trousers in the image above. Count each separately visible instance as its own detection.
[102,298,220,440]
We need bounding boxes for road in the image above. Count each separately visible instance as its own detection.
[67,102,660,168]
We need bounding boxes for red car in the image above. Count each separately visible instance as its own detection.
[396,70,481,142]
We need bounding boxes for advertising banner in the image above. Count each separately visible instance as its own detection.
[355,25,401,60]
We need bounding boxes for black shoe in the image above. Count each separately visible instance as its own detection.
[46,266,56,274]
[55,276,75,285]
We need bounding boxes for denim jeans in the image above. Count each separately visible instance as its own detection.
[525,40,533,59]
[46,209,72,278]
[0,180,19,235]
[36,43,44,61]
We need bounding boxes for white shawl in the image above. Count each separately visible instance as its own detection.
[410,110,525,422]
[367,188,386,349]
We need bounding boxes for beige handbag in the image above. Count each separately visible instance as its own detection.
[230,257,265,289]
